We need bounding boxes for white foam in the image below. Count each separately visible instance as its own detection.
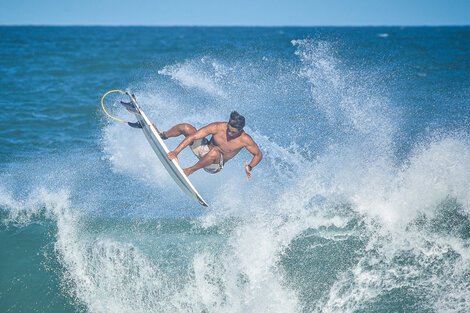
[292,39,396,151]
[353,135,470,228]
[0,186,71,226]
[158,59,228,98]
[102,118,171,188]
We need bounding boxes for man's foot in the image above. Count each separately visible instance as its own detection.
[159,131,168,140]
[150,122,168,140]
[183,168,193,176]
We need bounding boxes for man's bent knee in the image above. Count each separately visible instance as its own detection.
[206,147,221,162]
[179,123,197,137]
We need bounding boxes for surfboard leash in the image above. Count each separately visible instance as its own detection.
[100,89,128,124]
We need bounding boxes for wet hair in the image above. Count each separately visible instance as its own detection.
[228,111,245,130]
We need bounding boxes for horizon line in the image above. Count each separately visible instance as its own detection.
[1,24,469,27]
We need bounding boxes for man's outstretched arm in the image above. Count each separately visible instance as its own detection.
[244,136,263,180]
[168,123,219,160]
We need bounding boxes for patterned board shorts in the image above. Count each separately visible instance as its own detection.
[189,138,224,174]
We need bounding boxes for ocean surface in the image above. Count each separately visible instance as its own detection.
[1,26,470,313]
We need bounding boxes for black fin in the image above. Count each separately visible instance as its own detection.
[128,121,143,129]
[120,101,140,115]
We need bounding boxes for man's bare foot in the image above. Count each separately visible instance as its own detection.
[183,168,192,176]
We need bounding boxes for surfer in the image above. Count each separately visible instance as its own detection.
[156,111,262,180]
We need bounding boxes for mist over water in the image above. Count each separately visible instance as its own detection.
[1,27,470,313]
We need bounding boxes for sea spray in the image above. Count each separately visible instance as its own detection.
[2,27,470,313]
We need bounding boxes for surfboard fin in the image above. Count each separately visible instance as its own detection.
[127,121,143,129]
[121,101,140,115]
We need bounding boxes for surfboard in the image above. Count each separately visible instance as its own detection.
[123,93,208,207]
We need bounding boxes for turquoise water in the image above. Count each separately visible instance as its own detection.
[1,26,470,312]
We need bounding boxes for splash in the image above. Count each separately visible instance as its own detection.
[96,37,470,312]
[3,34,470,313]
[158,58,228,98]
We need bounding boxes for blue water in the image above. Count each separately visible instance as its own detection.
[1,26,470,313]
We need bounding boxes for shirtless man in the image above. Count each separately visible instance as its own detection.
[159,111,262,180]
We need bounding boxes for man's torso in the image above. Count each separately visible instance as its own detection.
[207,123,248,162]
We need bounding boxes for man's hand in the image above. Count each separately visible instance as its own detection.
[167,151,179,163]
[245,162,252,181]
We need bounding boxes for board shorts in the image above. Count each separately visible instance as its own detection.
[190,138,224,174]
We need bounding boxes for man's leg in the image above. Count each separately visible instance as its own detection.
[163,123,197,138]
[183,147,221,176]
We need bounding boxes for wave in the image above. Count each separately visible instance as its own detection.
[2,38,470,313]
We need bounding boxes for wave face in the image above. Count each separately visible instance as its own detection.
[1,26,470,313]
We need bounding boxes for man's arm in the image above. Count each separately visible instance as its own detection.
[168,123,220,160]
[244,135,263,180]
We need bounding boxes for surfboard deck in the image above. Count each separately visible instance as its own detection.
[124,93,208,207]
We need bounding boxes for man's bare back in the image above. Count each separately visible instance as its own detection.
[161,111,262,179]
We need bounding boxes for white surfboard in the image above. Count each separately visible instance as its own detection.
[125,93,208,207]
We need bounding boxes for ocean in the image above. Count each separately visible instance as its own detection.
[1,26,470,312]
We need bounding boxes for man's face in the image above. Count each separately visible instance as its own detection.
[227,124,243,138]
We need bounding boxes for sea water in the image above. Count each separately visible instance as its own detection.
[1,26,470,312]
